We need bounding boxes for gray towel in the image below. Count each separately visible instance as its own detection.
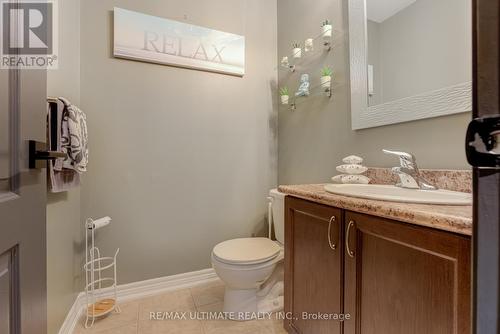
[55,97,89,173]
[48,164,80,192]
[47,98,81,192]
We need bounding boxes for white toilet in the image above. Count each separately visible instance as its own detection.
[211,189,286,320]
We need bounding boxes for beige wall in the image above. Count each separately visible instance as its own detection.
[79,0,278,284]
[46,0,82,333]
[278,0,471,186]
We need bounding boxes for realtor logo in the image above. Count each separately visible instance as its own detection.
[1,0,58,68]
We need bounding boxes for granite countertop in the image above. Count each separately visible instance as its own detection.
[278,184,473,236]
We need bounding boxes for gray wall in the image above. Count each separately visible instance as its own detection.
[46,0,83,333]
[44,1,471,331]
[367,0,471,103]
[79,0,278,284]
[278,0,471,186]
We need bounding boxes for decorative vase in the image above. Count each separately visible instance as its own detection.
[293,47,302,59]
[281,56,289,68]
[321,75,331,89]
[304,38,314,52]
[322,24,332,38]
[281,95,289,105]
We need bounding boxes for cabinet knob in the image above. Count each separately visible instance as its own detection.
[328,216,337,250]
[346,220,356,258]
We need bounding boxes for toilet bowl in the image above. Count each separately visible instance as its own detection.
[211,189,286,321]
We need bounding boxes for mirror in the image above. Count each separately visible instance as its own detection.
[348,0,472,129]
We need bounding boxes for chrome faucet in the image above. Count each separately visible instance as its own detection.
[382,149,437,190]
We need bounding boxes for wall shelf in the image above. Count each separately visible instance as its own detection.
[280,28,343,73]
[285,80,332,111]
[278,20,340,112]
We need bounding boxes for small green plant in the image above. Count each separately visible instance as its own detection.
[321,66,333,77]
[291,41,301,49]
[279,87,289,96]
[322,19,331,27]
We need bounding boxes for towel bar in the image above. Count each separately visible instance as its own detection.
[28,140,67,169]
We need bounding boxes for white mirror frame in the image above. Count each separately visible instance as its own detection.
[348,0,472,130]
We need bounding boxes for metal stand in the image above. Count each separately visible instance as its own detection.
[84,218,120,329]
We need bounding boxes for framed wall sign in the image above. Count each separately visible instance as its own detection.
[113,7,245,76]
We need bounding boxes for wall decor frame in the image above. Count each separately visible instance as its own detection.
[113,7,245,76]
[348,0,472,130]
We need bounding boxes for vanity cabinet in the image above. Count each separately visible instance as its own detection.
[343,211,471,334]
[284,197,344,334]
[284,197,471,334]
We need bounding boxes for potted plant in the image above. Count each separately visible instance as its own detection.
[321,66,332,89]
[322,19,332,38]
[292,42,302,59]
[280,87,290,105]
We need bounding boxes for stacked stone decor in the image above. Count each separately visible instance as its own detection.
[331,155,371,184]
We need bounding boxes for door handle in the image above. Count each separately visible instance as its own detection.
[346,220,356,258]
[28,140,67,169]
[466,115,500,168]
[328,216,337,250]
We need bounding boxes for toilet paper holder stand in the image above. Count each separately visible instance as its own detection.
[83,216,121,329]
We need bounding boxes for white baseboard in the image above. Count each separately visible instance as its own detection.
[58,268,218,334]
[57,292,85,334]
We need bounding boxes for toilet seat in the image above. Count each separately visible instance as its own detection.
[213,238,281,265]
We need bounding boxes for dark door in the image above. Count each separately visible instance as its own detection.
[0,44,48,334]
[284,197,343,334]
[468,0,500,333]
[343,211,471,334]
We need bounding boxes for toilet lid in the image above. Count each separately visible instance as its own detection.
[213,238,281,265]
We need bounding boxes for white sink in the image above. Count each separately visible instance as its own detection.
[324,184,472,205]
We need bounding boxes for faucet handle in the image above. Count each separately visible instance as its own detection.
[382,149,416,168]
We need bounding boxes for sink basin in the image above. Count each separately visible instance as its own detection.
[324,184,472,205]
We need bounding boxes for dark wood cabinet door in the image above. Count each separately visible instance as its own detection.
[284,197,343,334]
[344,211,471,334]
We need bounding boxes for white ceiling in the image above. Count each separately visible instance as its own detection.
[367,0,417,23]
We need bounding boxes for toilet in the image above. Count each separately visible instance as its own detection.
[211,189,286,320]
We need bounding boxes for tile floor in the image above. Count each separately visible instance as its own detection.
[73,279,287,334]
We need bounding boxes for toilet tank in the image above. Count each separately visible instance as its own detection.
[269,189,286,244]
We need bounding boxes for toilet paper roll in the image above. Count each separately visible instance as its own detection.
[89,216,112,230]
